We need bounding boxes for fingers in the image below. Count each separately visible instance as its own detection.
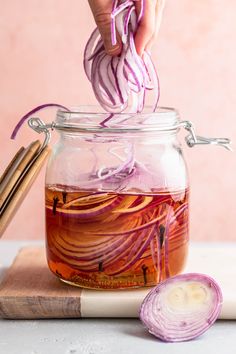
[145,0,165,53]
[135,0,165,55]
[88,0,165,57]
[155,0,166,35]
[134,0,157,56]
[88,0,122,56]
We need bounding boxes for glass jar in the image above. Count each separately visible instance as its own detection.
[44,106,189,289]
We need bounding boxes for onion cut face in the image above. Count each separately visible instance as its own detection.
[139,273,223,342]
[83,0,160,117]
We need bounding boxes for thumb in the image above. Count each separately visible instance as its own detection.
[88,0,122,56]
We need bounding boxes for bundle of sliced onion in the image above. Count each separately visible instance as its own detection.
[84,0,160,117]
[139,273,223,342]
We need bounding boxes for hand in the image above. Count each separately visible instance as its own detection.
[88,0,165,57]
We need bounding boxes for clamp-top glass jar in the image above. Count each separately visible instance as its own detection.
[44,106,190,289]
[41,106,229,289]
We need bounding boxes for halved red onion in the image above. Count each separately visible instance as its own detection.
[140,273,223,342]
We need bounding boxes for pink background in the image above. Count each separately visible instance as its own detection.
[0,0,235,241]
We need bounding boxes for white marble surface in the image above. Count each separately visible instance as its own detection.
[0,241,235,354]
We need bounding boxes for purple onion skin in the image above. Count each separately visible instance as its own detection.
[139,273,223,343]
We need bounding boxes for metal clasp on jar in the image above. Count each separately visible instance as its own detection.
[28,117,54,150]
[181,121,232,151]
[27,116,232,151]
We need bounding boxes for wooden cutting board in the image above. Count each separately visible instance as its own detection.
[0,245,235,320]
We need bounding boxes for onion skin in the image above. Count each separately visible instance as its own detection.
[139,273,223,342]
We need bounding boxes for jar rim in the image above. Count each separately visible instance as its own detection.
[55,106,180,134]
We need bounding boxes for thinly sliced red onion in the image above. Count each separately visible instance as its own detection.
[83,29,100,79]
[163,203,173,278]
[84,0,160,115]
[47,195,122,219]
[112,1,134,19]
[62,192,116,208]
[124,5,135,35]
[111,18,117,46]
[124,59,142,92]
[90,213,165,236]
[112,0,119,12]
[97,54,117,105]
[52,230,138,271]
[111,57,125,103]
[100,113,114,127]
[87,40,104,62]
[113,195,153,214]
[107,61,118,92]
[11,103,69,140]
[128,32,146,78]
[136,0,145,23]
[140,273,223,342]
[143,52,160,111]
[53,233,128,262]
[108,224,155,275]
[156,227,162,281]
[116,50,130,103]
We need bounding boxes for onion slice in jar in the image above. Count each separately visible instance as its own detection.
[139,273,223,342]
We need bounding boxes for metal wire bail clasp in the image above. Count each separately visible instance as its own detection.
[28,117,52,150]
[182,121,232,151]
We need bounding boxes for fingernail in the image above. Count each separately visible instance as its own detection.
[104,37,122,56]
[138,48,144,57]
[105,43,121,56]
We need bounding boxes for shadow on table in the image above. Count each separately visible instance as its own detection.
[120,319,205,344]
[121,324,160,343]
